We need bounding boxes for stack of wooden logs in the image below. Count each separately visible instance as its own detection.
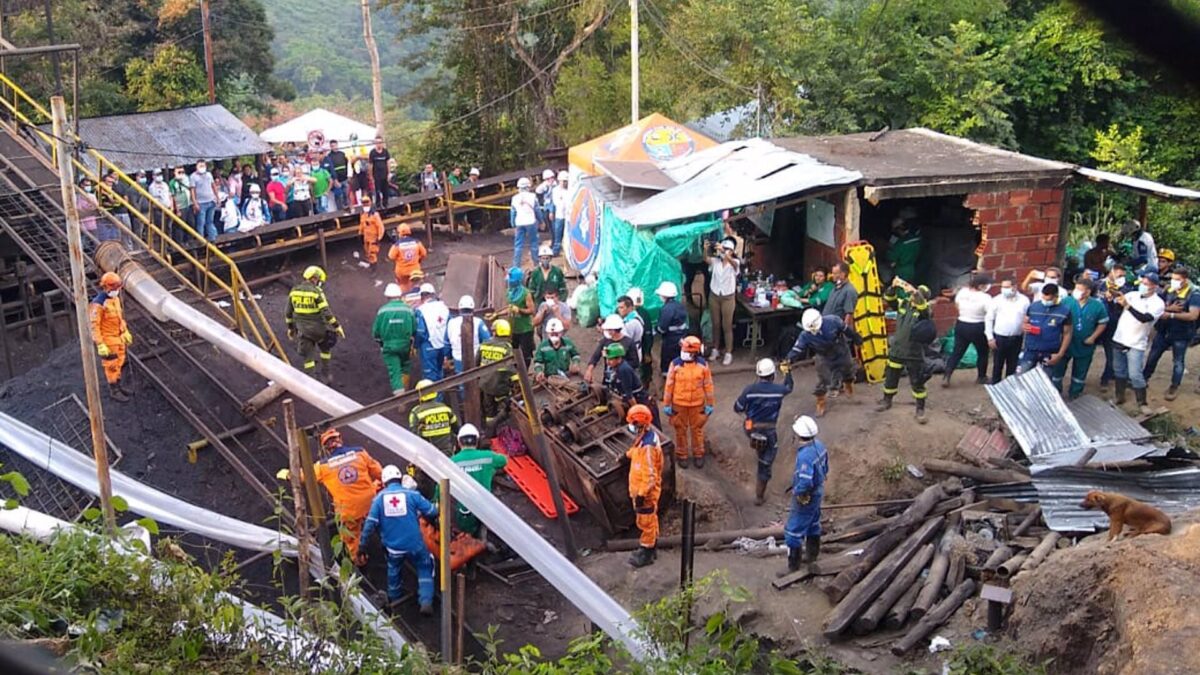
[775,480,1061,654]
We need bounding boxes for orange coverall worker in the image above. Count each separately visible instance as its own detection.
[388,237,428,292]
[359,210,385,265]
[89,290,130,386]
[627,427,664,548]
[662,356,715,461]
[313,445,383,563]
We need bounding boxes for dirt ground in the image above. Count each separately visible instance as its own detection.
[7,228,1200,669]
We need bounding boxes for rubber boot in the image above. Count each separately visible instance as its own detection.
[116,381,134,399]
[628,546,657,568]
[694,453,705,469]
[754,480,767,506]
[778,547,801,576]
[843,379,854,397]
[915,398,927,425]
[815,394,827,418]
[804,535,821,564]
[109,382,129,402]
[419,602,434,617]
[875,394,893,412]
[1134,387,1153,415]
[676,454,690,469]
[1113,379,1128,405]
[1165,385,1179,401]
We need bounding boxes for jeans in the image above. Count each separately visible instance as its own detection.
[1017,350,1064,388]
[1143,335,1189,387]
[1111,345,1148,389]
[386,549,435,605]
[551,218,565,255]
[512,223,538,268]
[991,334,1022,383]
[332,184,348,210]
[194,201,217,240]
[270,203,287,223]
[946,320,989,380]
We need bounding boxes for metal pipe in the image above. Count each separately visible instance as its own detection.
[93,242,648,659]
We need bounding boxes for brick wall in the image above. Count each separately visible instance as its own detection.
[969,187,1066,283]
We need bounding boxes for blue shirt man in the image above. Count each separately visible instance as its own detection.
[1018,283,1073,387]
[783,416,828,573]
[734,359,795,495]
[786,311,861,413]
[360,469,439,613]
[655,284,689,375]
[1144,269,1200,394]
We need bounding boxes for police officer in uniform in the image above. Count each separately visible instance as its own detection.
[408,379,458,455]
[479,319,518,426]
[286,265,344,382]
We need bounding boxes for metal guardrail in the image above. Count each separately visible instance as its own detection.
[0,72,287,362]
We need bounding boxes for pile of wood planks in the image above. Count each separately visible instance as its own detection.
[775,480,1061,654]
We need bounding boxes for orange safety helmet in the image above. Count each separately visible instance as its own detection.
[626,404,653,427]
[100,272,122,290]
[398,223,413,237]
[680,336,703,354]
[319,427,343,451]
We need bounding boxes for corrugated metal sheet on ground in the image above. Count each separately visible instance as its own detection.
[1013,465,1200,532]
[1066,395,1151,443]
[618,138,862,226]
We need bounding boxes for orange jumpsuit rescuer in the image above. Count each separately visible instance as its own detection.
[312,428,383,566]
[626,404,663,568]
[359,195,385,267]
[90,272,133,402]
[387,222,427,292]
[662,336,714,468]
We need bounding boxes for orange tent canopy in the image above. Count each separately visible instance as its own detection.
[568,113,716,177]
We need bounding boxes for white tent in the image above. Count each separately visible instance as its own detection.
[259,108,378,147]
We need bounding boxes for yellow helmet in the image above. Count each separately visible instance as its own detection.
[303,266,326,283]
[493,319,511,337]
[416,379,436,402]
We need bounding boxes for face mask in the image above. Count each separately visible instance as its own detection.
[175,174,185,181]
[196,166,206,174]
[540,260,550,269]
[1071,289,1084,301]
[1001,287,1015,298]
[549,335,562,346]
[84,186,93,193]
[1139,284,1152,296]
[311,165,319,171]
[1044,276,1059,285]
[605,331,620,341]
[363,206,371,213]
[1041,298,1056,307]
[154,175,163,183]
[137,177,147,185]
[627,424,638,434]
[681,352,694,362]
[108,290,120,298]
[1170,279,1183,291]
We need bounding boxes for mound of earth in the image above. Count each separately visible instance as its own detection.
[1007,510,1200,675]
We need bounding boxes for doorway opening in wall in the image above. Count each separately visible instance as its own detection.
[862,195,979,295]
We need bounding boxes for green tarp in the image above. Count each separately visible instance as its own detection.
[595,205,722,322]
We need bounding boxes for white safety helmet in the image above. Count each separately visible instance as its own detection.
[457,424,480,444]
[655,280,678,298]
[546,318,564,334]
[384,283,403,299]
[627,287,644,307]
[538,244,553,258]
[381,464,404,485]
[756,358,776,377]
[557,170,569,182]
[459,295,475,310]
[792,415,819,439]
[517,176,532,190]
[601,314,625,331]
[542,169,555,180]
[801,308,823,334]
[419,283,436,295]
[469,167,480,176]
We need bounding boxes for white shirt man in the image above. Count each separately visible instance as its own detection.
[1113,287,1165,352]
[551,178,569,221]
[446,313,490,365]
[986,285,1030,341]
[511,190,538,227]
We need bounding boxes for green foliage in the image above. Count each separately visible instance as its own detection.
[944,643,1048,675]
[881,457,907,484]
[1090,125,1165,180]
[124,45,210,112]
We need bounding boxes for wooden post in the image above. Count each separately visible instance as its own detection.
[438,477,452,662]
[0,300,12,380]
[512,353,578,559]
[317,227,328,272]
[454,572,466,664]
[41,292,57,348]
[200,0,216,104]
[283,399,313,600]
[460,312,481,426]
[52,95,116,534]
[1138,195,1148,228]
[296,430,334,573]
[892,580,976,655]
[443,171,455,235]
[424,198,433,250]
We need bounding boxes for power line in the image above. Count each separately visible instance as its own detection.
[640,0,755,96]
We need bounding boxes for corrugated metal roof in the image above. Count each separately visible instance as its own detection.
[986,368,1160,467]
[1066,395,1152,444]
[61,104,271,173]
[1076,167,1200,202]
[618,138,862,226]
[594,158,676,190]
[1022,465,1200,532]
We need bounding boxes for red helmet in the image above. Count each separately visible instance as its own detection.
[100,272,122,290]
[626,404,653,427]
[681,336,703,354]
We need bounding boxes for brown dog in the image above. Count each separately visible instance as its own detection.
[1079,490,1172,541]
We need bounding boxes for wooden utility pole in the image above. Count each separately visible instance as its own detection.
[283,399,313,600]
[360,0,385,135]
[200,0,216,104]
[438,478,452,662]
[51,96,115,534]
[629,0,639,123]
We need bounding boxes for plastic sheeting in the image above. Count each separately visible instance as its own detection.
[595,205,721,320]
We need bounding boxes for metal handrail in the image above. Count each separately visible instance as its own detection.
[0,72,288,362]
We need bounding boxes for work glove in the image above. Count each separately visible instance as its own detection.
[703,405,713,416]
[796,492,812,506]
[286,325,297,340]
[586,404,609,416]
[335,325,346,339]
[663,405,675,417]
[121,331,133,346]
[96,343,112,358]
[275,468,291,481]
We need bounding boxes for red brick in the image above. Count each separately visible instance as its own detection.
[1017,205,1040,220]
[964,193,993,208]
[985,222,1010,238]
[1008,189,1033,206]
[997,206,1020,221]
[1041,202,1063,220]
[1030,249,1054,265]
[1002,253,1026,269]
[974,206,1003,222]
[1015,236,1039,252]
[1032,189,1061,203]
[990,237,1018,254]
